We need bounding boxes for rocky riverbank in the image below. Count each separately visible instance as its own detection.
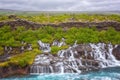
[0,66,29,78]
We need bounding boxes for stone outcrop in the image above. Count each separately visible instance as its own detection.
[112,45,120,60]
[0,19,120,31]
[0,66,29,78]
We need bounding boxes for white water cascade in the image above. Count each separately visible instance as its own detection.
[30,40,120,74]
[52,38,66,47]
[38,40,51,53]
[90,43,120,68]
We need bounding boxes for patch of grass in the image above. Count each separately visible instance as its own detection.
[0,46,4,56]
[1,14,120,23]
[51,45,69,55]
[0,49,41,67]
[17,14,120,23]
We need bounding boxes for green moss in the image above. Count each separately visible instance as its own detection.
[51,45,69,55]
[0,46,4,56]
[0,49,41,67]
[0,62,9,67]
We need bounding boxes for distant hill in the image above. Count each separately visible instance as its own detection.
[0,9,20,12]
[0,9,120,15]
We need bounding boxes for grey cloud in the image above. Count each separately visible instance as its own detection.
[0,0,119,11]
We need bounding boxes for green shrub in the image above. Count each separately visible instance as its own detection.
[0,26,120,47]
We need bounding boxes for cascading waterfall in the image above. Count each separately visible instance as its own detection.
[30,39,120,74]
[52,38,66,47]
[38,40,51,53]
[90,43,120,68]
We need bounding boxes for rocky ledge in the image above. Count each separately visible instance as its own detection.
[0,18,120,31]
[0,66,29,78]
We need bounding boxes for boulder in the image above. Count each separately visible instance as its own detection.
[8,15,17,19]
[74,44,92,58]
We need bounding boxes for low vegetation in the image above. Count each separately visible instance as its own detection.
[0,14,120,23]
[51,45,69,55]
[0,26,119,47]
[18,14,120,23]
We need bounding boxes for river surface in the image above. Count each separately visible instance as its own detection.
[2,67,120,80]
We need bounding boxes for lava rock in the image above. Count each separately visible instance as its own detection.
[112,45,120,60]
[0,66,29,78]
[74,44,92,58]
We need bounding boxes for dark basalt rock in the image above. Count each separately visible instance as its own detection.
[0,18,120,31]
[0,66,29,78]
[75,44,92,52]
[112,45,120,60]
[74,44,92,59]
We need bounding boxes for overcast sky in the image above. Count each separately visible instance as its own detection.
[0,0,120,11]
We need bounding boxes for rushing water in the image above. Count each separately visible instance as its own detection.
[31,40,120,74]
[2,67,120,80]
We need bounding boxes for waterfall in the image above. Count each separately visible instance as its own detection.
[38,40,51,53]
[90,43,120,68]
[52,38,66,47]
[30,40,120,74]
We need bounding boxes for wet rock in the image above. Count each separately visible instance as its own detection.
[75,44,92,53]
[74,44,92,58]
[0,66,29,78]
[33,54,54,65]
[112,45,120,60]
